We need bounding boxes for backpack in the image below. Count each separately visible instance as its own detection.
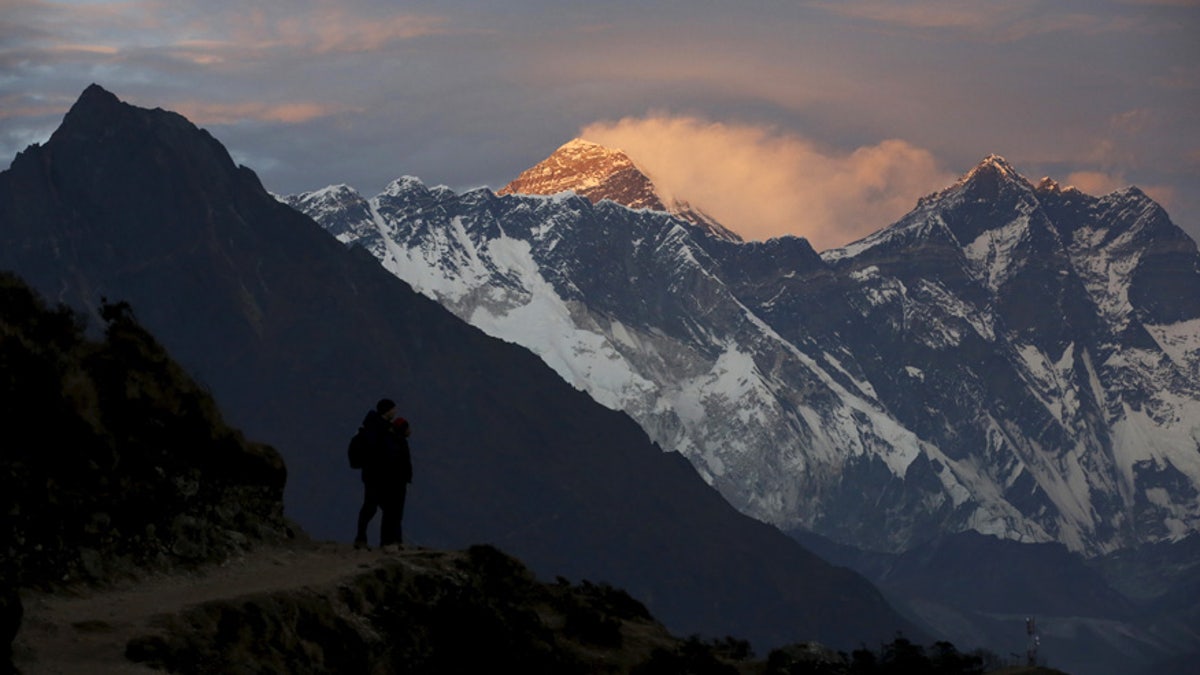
[348,427,369,469]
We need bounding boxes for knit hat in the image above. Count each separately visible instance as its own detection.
[375,398,397,415]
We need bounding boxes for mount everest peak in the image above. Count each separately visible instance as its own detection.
[499,138,741,242]
[287,154,1200,560]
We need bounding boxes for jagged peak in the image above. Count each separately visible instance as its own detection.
[961,154,1029,186]
[556,137,629,158]
[310,183,360,198]
[1035,176,1062,193]
[560,137,610,152]
[73,83,122,110]
[912,154,1036,211]
[382,175,427,196]
[57,84,129,135]
[517,137,637,174]
[1110,185,1150,202]
[500,137,742,241]
[499,137,653,201]
[281,184,366,210]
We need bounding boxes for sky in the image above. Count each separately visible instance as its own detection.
[1,0,1197,251]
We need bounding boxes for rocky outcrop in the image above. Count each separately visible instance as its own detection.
[0,272,291,592]
[123,544,688,674]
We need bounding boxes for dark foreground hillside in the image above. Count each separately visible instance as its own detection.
[0,271,291,591]
[16,538,1011,675]
[2,272,1005,674]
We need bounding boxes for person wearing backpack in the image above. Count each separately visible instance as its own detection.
[352,397,413,551]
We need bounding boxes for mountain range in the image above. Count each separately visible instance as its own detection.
[288,142,1200,560]
[285,136,1200,674]
[0,84,917,654]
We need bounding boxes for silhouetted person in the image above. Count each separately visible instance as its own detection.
[354,398,413,550]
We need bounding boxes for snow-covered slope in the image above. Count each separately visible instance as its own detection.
[285,155,1200,557]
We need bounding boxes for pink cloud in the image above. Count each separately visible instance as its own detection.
[1065,170,1130,195]
[172,101,350,125]
[1066,170,1178,210]
[581,115,954,250]
[267,9,449,54]
[809,0,1151,41]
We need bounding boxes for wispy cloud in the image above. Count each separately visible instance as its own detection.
[1066,169,1178,210]
[267,9,449,54]
[807,0,1152,41]
[808,0,1034,32]
[3,1,449,64]
[582,115,955,250]
[172,100,354,125]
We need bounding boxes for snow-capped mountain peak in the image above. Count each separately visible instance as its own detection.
[499,138,659,207]
[499,138,741,242]
[964,153,1025,183]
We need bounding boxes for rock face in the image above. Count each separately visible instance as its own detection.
[0,272,289,590]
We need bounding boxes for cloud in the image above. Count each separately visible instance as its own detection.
[807,0,1033,32]
[807,0,1150,41]
[581,115,955,250]
[1066,170,1178,210]
[3,2,449,65]
[171,100,352,125]
[1065,170,1131,195]
[267,9,449,54]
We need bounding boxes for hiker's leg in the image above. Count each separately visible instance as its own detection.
[393,484,408,545]
[356,485,380,544]
[379,485,407,547]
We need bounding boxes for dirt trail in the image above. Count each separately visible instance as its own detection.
[12,540,426,674]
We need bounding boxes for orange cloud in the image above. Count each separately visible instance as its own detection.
[47,44,121,56]
[233,8,449,55]
[581,115,954,250]
[1066,170,1130,195]
[809,0,1148,41]
[1066,170,1178,211]
[809,0,1026,31]
[172,101,350,125]
[21,3,450,66]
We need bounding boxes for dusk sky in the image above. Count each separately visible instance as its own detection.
[2,0,1197,250]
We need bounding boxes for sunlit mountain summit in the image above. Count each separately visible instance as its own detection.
[498,138,741,241]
